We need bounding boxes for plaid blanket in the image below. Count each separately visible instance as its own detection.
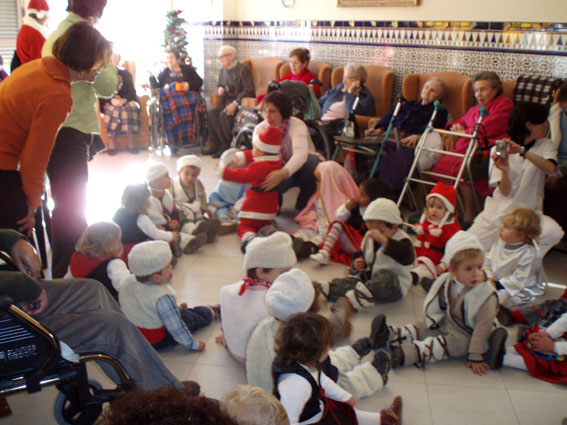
[160,86,207,146]
[103,100,141,139]
[513,75,563,106]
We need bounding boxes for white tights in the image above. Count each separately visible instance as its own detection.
[503,347,528,371]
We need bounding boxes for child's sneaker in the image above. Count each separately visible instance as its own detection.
[183,233,207,254]
[209,304,221,320]
[219,217,237,235]
[310,250,329,265]
[206,218,221,243]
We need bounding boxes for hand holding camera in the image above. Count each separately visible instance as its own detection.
[494,139,509,159]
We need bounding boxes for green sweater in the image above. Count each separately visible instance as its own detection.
[0,229,42,303]
[42,12,117,134]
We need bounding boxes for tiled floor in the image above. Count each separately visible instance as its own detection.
[3,148,567,425]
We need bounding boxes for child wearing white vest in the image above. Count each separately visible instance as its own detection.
[170,155,221,243]
[119,240,216,352]
[321,198,415,311]
[145,162,207,255]
[380,231,508,376]
[216,232,297,364]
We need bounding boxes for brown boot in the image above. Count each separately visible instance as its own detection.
[0,396,11,417]
[380,396,402,425]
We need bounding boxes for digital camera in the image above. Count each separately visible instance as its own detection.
[494,140,508,159]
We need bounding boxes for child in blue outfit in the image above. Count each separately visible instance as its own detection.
[119,240,217,352]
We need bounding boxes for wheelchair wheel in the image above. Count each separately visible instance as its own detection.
[54,379,102,425]
[231,123,256,151]
[149,99,167,154]
[305,120,331,160]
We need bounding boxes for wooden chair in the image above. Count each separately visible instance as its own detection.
[279,59,332,96]
[97,61,150,150]
[331,65,394,131]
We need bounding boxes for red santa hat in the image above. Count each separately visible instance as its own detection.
[426,182,456,213]
[253,126,281,155]
[27,0,49,19]
[415,182,457,237]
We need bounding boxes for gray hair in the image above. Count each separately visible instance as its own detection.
[426,77,447,101]
[472,71,503,96]
[219,45,236,57]
[345,63,367,84]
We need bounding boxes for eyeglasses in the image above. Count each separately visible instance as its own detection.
[343,75,357,81]
[218,53,231,60]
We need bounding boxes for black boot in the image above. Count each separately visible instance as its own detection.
[410,271,419,285]
[484,328,508,369]
[420,277,434,293]
[371,349,391,386]
[370,313,388,350]
[351,337,372,358]
[497,305,516,326]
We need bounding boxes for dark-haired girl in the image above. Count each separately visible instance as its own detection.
[468,101,563,258]
[273,312,401,425]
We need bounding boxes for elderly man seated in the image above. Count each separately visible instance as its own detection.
[203,45,255,158]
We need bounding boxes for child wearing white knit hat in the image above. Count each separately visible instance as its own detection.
[321,198,415,312]
[246,267,392,401]
[119,240,217,353]
[381,231,508,376]
[217,232,297,364]
[145,161,207,255]
[170,154,221,243]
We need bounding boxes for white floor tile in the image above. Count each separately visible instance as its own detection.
[508,389,567,425]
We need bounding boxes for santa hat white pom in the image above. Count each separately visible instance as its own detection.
[27,0,49,19]
[253,126,281,155]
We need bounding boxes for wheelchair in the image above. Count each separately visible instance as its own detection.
[148,87,208,155]
[0,298,130,424]
[230,80,332,160]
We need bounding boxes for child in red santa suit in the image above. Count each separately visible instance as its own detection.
[16,0,51,65]
[220,126,282,252]
[411,182,461,291]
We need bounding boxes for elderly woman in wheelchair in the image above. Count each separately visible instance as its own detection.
[362,77,449,192]
[149,50,206,147]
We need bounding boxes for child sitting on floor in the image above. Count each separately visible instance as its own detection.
[224,385,290,425]
[503,312,567,384]
[484,207,545,308]
[216,232,297,364]
[65,221,130,300]
[321,198,415,310]
[294,161,359,247]
[113,183,182,260]
[273,312,402,425]
[119,240,217,352]
[246,269,389,401]
[380,231,508,375]
[411,182,461,291]
[219,126,282,252]
[170,155,220,243]
[310,177,392,266]
[146,162,207,255]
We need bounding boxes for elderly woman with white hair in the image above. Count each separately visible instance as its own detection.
[204,45,255,157]
[319,63,376,126]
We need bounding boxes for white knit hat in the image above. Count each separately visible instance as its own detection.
[442,231,484,265]
[146,163,170,183]
[363,198,402,224]
[128,241,172,276]
[244,232,297,270]
[265,268,314,321]
[177,155,202,172]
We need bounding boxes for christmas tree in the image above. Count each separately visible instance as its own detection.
[163,10,191,65]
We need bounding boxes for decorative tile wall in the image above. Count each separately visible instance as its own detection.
[196,20,567,103]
